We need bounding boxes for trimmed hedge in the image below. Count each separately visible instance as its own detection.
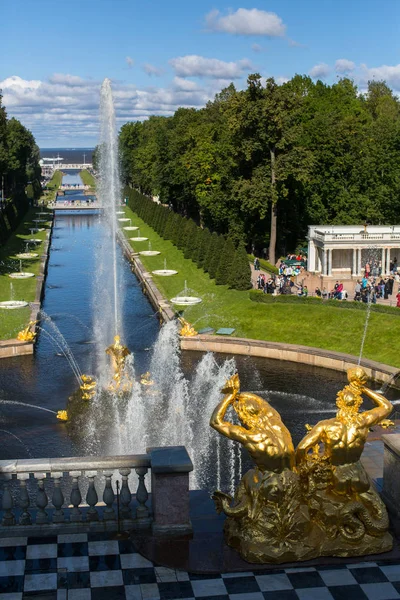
[125,187,252,290]
[249,289,400,316]
[248,254,279,274]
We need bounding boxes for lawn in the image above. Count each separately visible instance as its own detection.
[39,170,62,205]
[79,170,96,189]
[0,209,51,340]
[120,206,400,368]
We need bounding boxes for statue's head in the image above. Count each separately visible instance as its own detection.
[114,335,121,345]
[336,384,363,420]
[234,396,266,429]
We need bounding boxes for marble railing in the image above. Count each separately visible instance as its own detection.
[0,446,193,536]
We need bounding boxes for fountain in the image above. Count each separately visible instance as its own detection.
[130,229,148,242]
[0,300,28,309]
[152,258,178,277]
[15,252,38,260]
[17,321,37,342]
[139,241,160,256]
[8,272,35,279]
[170,280,202,306]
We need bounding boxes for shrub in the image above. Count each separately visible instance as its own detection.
[216,239,236,285]
[230,244,252,290]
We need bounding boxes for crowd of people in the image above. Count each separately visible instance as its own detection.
[254,259,400,307]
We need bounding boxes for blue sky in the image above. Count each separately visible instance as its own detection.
[2,0,400,147]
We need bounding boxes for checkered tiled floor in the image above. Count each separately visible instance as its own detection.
[1,533,400,599]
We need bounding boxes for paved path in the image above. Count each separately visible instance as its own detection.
[1,531,400,599]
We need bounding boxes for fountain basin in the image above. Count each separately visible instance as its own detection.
[27,239,43,244]
[170,296,202,305]
[118,218,130,222]
[33,220,47,224]
[139,250,160,256]
[15,253,39,259]
[124,226,139,231]
[0,300,29,309]
[130,237,148,242]
[152,269,178,276]
[9,272,35,279]
[115,211,125,215]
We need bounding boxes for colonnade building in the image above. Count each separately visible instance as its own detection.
[307,225,400,278]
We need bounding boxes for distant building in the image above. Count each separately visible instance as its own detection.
[307,225,400,278]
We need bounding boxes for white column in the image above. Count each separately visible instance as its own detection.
[357,248,362,276]
[352,248,356,275]
[322,249,326,276]
[317,248,322,273]
[381,247,385,276]
[328,249,332,276]
[388,248,392,274]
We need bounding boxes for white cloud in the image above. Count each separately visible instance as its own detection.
[359,63,400,90]
[335,59,355,73]
[169,55,252,79]
[0,73,215,145]
[309,63,330,79]
[205,8,286,37]
[143,63,164,77]
[252,43,263,53]
[126,56,134,68]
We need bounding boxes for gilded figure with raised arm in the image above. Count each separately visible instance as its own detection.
[296,367,392,555]
[210,373,316,563]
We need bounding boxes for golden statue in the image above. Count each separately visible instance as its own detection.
[17,321,37,342]
[105,335,132,392]
[178,317,198,337]
[140,371,154,386]
[80,374,97,400]
[57,410,68,421]
[210,368,393,564]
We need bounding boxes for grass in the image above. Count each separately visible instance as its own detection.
[120,205,400,368]
[79,169,96,189]
[0,209,51,340]
[39,170,62,205]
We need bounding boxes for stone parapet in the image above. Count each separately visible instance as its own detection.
[180,336,398,384]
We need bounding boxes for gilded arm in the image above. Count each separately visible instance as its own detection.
[296,423,325,464]
[359,386,393,427]
[210,373,249,445]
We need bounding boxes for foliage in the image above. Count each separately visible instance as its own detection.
[118,75,400,261]
[248,254,279,274]
[229,244,252,290]
[215,238,236,285]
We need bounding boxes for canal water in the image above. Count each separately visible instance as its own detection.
[0,171,395,463]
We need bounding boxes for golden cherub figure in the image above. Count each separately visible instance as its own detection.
[56,410,68,421]
[17,321,37,342]
[178,317,198,337]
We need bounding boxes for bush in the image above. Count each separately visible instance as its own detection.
[196,228,212,268]
[248,290,400,315]
[230,244,252,290]
[216,239,236,285]
[208,234,225,279]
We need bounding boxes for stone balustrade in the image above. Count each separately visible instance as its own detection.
[0,446,193,537]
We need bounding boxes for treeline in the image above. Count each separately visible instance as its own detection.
[118,75,400,264]
[0,92,42,243]
[125,187,252,290]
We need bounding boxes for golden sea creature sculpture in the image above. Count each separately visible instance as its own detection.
[140,371,154,386]
[178,317,198,337]
[17,321,37,342]
[56,410,68,422]
[80,374,97,400]
[105,335,132,392]
[210,368,393,564]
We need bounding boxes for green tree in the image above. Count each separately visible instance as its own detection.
[215,238,236,285]
[229,244,252,290]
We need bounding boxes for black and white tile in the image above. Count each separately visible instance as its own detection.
[0,534,399,599]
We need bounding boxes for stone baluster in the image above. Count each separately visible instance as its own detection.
[52,473,65,523]
[2,477,15,526]
[118,468,132,519]
[135,467,149,522]
[35,474,49,524]
[69,471,83,522]
[18,474,31,525]
[102,471,116,520]
[86,472,99,521]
